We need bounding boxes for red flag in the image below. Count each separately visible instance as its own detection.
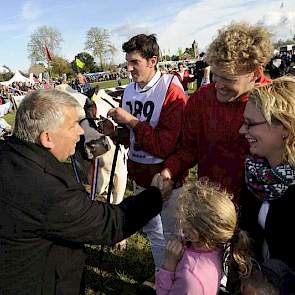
[44,45,53,61]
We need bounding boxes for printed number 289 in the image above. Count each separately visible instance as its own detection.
[126,100,154,122]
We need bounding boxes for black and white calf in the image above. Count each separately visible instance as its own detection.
[72,87,128,204]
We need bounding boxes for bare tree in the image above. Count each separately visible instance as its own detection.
[27,26,62,64]
[85,27,116,70]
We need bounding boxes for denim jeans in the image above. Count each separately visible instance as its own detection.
[133,182,181,268]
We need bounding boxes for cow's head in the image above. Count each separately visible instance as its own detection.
[79,118,111,159]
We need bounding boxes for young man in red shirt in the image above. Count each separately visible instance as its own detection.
[161,23,273,203]
[174,62,195,95]
[107,34,187,268]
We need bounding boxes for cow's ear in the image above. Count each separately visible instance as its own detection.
[39,131,54,149]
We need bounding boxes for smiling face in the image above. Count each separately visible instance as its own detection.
[239,101,288,167]
[126,50,157,88]
[212,65,257,103]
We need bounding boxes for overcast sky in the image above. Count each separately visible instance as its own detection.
[1,0,294,71]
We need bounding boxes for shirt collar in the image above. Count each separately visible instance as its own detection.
[135,70,161,92]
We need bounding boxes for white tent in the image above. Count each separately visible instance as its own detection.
[0,70,34,86]
[0,66,9,74]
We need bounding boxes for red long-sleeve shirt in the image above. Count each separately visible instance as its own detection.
[165,75,271,200]
[127,82,187,188]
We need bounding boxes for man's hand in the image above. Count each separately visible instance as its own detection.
[162,239,184,272]
[107,107,139,128]
[151,173,174,201]
[160,168,173,181]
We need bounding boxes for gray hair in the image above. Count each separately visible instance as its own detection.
[13,89,84,143]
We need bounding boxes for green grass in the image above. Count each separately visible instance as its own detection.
[84,232,155,295]
[3,111,16,127]
[91,78,129,89]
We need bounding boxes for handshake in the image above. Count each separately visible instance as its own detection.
[150,169,174,200]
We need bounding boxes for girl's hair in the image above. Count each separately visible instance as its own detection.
[177,180,252,278]
[249,76,295,166]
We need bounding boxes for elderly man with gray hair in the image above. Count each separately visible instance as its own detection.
[0,89,172,294]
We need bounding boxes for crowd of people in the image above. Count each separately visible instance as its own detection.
[1,21,295,295]
[158,55,211,96]
[265,50,295,79]
[0,81,46,105]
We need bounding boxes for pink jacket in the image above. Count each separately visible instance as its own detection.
[156,248,222,295]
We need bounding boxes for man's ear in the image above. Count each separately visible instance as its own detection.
[149,56,158,68]
[39,131,54,149]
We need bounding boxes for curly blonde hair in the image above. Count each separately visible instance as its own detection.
[206,22,273,74]
[178,180,252,277]
[249,76,295,166]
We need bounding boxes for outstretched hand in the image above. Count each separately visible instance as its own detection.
[151,173,174,200]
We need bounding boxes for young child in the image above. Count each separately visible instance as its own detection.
[155,180,252,295]
[241,267,279,295]
[241,259,295,295]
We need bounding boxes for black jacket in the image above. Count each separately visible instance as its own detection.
[0,136,162,294]
[239,184,295,270]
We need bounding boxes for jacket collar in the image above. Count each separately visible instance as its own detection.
[7,136,80,188]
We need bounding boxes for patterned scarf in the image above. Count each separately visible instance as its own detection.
[245,155,295,201]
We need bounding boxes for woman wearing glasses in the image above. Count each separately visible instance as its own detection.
[239,76,295,271]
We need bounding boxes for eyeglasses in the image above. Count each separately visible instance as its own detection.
[242,120,267,130]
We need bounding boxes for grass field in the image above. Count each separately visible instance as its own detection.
[91,78,129,89]
[3,78,197,294]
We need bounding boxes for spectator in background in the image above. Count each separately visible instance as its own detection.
[159,65,167,75]
[166,64,173,74]
[73,73,92,95]
[265,51,287,79]
[288,59,295,76]
[128,71,133,83]
[194,52,211,88]
[175,62,195,95]
[116,73,122,86]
